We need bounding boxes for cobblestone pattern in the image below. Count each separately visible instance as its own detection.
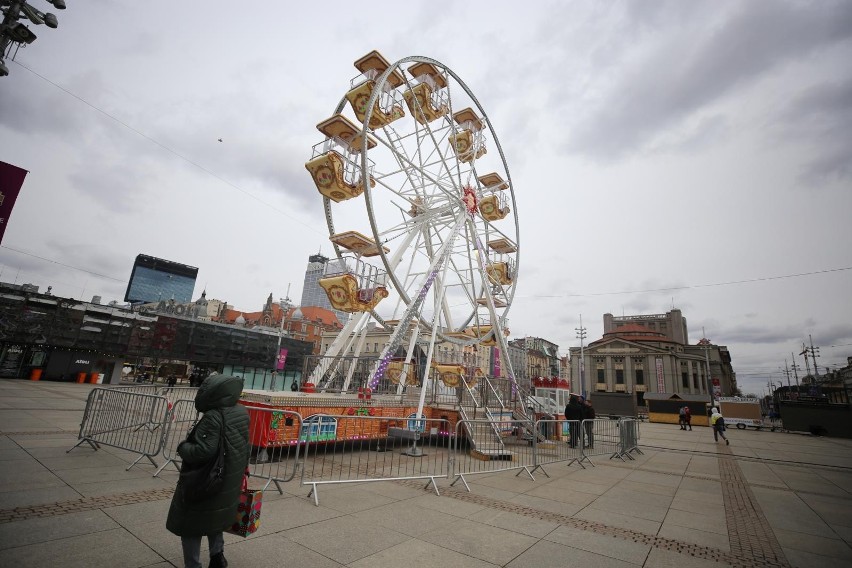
[398,480,787,568]
[0,488,174,524]
[0,431,74,436]
[718,446,790,567]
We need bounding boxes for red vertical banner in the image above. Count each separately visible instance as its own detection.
[276,348,288,370]
[492,347,501,377]
[0,161,28,244]
[655,357,666,393]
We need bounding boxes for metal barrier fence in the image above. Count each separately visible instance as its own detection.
[113,385,198,406]
[153,399,199,477]
[532,419,588,470]
[450,419,537,491]
[612,418,643,461]
[245,406,303,494]
[300,416,451,506]
[68,387,169,470]
[583,418,622,465]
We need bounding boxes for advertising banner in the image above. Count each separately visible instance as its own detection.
[0,161,28,244]
[492,347,501,377]
[276,348,288,370]
[655,357,665,393]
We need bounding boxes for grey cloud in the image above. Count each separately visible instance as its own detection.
[565,1,852,160]
[714,321,852,347]
[0,71,88,136]
[718,324,803,345]
[68,159,155,213]
[779,78,852,184]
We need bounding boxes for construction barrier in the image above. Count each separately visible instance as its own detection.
[300,415,451,506]
[153,399,200,477]
[68,387,169,470]
[245,406,304,494]
[450,418,537,491]
[612,418,643,461]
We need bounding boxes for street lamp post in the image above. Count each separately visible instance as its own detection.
[1,1,66,77]
[699,334,714,409]
[575,315,587,398]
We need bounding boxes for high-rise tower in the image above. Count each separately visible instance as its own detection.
[299,253,349,324]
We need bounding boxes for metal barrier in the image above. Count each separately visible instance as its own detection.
[113,384,198,405]
[612,418,643,461]
[68,387,169,470]
[532,419,588,470]
[153,399,199,477]
[300,416,451,506]
[450,418,537,492]
[245,406,304,494]
[582,418,621,465]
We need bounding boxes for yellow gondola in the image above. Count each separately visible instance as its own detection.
[319,273,388,313]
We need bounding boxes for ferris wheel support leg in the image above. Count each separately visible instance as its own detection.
[414,247,454,420]
[309,312,368,385]
[397,326,421,395]
[342,324,370,392]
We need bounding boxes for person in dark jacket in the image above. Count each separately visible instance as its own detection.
[564,395,583,448]
[167,374,250,568]
[583,399,596,448]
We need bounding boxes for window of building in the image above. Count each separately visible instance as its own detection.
[597,368,605,382]
[616,369,624,384]
[681,372,689,389]
[635,369,644,384]
[693,373,699,389]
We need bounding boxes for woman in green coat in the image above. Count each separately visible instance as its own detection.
[167,374,250,568]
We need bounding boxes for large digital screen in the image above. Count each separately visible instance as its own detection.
[124,254,198,304]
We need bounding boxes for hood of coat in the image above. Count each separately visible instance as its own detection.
[195,374,244,412]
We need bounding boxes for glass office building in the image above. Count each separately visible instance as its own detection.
[124,254,198,304]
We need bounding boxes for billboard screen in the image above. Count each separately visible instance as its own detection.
[124,254,198,304]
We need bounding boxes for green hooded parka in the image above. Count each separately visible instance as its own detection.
[166,374,250,536]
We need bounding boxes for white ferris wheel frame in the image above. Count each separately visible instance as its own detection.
[322,55,520,356]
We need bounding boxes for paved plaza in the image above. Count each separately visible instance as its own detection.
[1,381,851,568]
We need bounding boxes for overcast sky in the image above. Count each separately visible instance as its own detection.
[1,1,850,396]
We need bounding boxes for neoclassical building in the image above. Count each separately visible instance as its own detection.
[569,310,736,407]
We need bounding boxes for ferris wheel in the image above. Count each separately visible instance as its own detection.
[305,51,519,390]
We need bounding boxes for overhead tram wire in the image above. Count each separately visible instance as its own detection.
[0,245,125,282]
[12,61,325,239]
[516,266,852,300]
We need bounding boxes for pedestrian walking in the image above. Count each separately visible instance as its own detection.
[710,407,729,445]
[166,374,250,568]
[583,399,595,448]
[683,406,692,431]
[564,394,583,448]
[678,405,687,430]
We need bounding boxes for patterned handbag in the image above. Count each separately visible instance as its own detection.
[226,489,262,537]
[226,472,262,537]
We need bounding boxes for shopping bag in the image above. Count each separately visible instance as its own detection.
[225,489,263,537]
